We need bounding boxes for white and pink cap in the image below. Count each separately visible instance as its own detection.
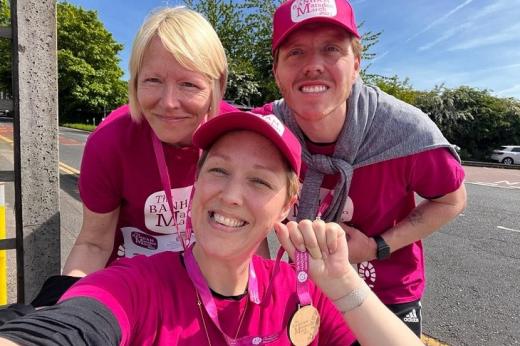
[192,111,302,177]
[272,0,360,52]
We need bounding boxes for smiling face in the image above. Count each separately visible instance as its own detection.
[273,24,360,138]
[191,131,293,262]
[136,36,212,145]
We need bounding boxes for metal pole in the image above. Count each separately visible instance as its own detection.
[11,0,60,302]
[0,183,6,304]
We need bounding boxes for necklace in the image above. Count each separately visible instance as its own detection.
[196,291,249,346]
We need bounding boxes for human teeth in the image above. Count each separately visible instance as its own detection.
[301,85,327,93]
[213,213,246,227]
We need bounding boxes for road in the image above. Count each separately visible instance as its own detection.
[1,118,519,345]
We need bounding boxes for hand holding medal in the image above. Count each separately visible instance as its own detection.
[274,219,363,314]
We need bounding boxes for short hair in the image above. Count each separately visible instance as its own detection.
[128,7,228,122]
[196,142,300,203]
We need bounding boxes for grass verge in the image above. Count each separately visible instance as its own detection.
[61,123,96,132]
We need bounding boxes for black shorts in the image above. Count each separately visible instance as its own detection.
[386,299,422,336]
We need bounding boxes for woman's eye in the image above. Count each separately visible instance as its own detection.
[208,167,227,176]
[181,81,200,89]
[142,77,161,84]
[251,178,272,189]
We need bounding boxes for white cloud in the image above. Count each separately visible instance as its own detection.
[496,84,520,95]
[405,0,474,42]
[448,23,520,51]
[418,23,472,51]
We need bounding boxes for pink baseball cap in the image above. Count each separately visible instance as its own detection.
[192,111,302,176]
[272,0,360,52]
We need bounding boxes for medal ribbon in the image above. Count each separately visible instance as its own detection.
[316,190,333,219]
[295,251,312,306]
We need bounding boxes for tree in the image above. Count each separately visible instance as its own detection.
[0,1,127,121]
[0,0,11,93]
[57,2,127,122]
[184,0,261,106]
[185,0,382,106]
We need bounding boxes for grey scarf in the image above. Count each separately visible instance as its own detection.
[272,78,459,222]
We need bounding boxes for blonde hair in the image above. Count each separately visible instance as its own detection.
[128,7,228,121]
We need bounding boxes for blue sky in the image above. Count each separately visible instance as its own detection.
[68,0,520,100]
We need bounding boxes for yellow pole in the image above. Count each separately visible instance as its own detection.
[0,183,6,304]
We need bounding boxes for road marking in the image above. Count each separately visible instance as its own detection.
[59,162,80,176]
[0,134,13,144]
[0,134,80,176]
[466,182,520,190]
[497,226,520,233]
[422,334,449,345]
[494,180,520,186]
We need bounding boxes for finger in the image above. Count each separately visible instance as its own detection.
[325,222,341,254]
[312,219,328,258]
[274,222,297,260]
[298,220,322,260]
[286,221,306,253]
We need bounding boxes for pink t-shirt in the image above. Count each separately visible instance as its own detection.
[79,102,236,263]
[61,252,355,345]
[252,103,465,305]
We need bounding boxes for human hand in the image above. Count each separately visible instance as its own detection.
[341,223,377,264]
[274,220,360,300]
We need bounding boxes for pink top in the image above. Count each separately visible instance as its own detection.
[61,252,356,345]
[252,103,465,304]
[79,102,236,263]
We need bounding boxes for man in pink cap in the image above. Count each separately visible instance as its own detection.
[254,0,467,337]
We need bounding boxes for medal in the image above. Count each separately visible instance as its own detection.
[288,251,320,345]
[289,305,320,346]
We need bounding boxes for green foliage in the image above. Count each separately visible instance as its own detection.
[0,2,126,120]
[61,122,96,132]
[57,2,127,122]
[368,75,420,105]
[415,86,520,160]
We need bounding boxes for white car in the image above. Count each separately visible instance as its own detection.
[490,145,520,165]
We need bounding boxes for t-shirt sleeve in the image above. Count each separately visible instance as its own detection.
[218,100,239,113]
[313,286,356,345]
[79,127,123,213]
[59,258,149,345]
[0,297,121,346]
[410,147,465,199]
[251,102,274,115]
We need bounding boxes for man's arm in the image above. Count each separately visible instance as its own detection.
[62,205,120,276]
[344,184,467,263]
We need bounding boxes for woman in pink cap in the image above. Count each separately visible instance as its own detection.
[0,111,422,346]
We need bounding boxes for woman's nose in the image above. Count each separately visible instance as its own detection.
[160,83,181,109]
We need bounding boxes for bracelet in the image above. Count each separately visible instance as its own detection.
[333,281,371,314]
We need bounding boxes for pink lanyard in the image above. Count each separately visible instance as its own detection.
[315,190,333,219]
[184,245,283,345]
[151,133,195,250]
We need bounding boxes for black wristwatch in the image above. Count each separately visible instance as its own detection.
[373,235,391,260]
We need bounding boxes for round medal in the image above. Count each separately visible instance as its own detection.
[288,305,320,346]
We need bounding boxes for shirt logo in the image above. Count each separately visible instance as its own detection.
[291,0,337,23]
